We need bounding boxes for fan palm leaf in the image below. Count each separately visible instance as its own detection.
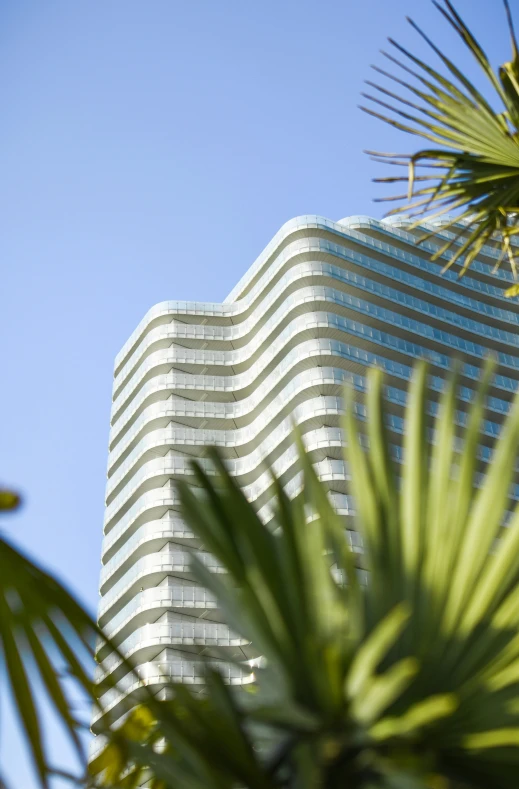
[0,489,123,788]
[362,0,519,283]
[91,360,519,788]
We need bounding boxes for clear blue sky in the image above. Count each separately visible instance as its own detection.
[0,0,505,784]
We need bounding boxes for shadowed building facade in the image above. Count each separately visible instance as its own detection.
[91,214,519,749]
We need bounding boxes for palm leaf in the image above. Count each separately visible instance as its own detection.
[89,674,274,789]
[94,361,519,788]
[0,491,127,787]
[362,0,519,279]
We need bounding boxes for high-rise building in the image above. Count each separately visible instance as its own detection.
[91,214,519,746]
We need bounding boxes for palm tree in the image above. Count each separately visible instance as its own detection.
[90,360,519,789]
[361,0,519,287]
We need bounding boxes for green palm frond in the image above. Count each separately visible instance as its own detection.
[90,671,275,789]
[362,0,519,280]
[93,361,519,788]
[0,489,20,510]
[0,490,121,788]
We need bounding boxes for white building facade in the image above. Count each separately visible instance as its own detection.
[91,215,519,744]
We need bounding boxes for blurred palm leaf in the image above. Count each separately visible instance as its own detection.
[92,360,519,788]
[0,489,118,788]
[90,670,275,789]
[362,0,519,279]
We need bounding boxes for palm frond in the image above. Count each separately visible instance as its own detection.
[89,672,273,789]
[93,361,519,788]
[362,0,519,280]
[0,490,123,787]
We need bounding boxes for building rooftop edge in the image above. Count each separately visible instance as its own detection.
[113,212,474,372]
[223,213,462,304]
